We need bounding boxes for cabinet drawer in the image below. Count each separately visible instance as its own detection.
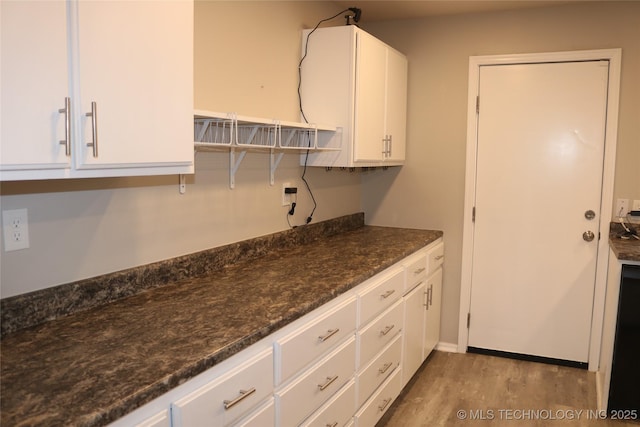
[426,241,444,275]
[300,379,355,427]
[358,267,404,326]
[171,348,274,427]
[354,367,402,427]
[357,300,403,367]
[134,410,170,427]
[356,333,401,408]
[231,398,274,427]
[276,337,356,427]
[404,250,428,293]
[276,297,356,383]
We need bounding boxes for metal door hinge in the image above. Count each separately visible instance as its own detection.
[467,312,471,329]
[472,207,476,223]
[476,96,480,114]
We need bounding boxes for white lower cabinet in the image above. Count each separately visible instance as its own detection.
[357,334,401,408]
[276,337,356,426]
[355,368,402,427]
[300,379,356,427]
[401,239,444,387]
[133,410,170,427]
[231,398,275,427]
[171,348,274,427]
[107,239,443,427]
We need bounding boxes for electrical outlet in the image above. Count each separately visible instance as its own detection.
[615,199,629,217]
[3,208,30,251]
[282,182,292,206]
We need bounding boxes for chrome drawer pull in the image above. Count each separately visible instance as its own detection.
[318,375,338,391]
[378,398,392,412]
[378,362,393,374]
[318,328,340,342]
[326,422,338,427]
[223,387,256,410]
[58,97,71,156]
[434,255,444,261]
[428,284,434,306]
[380,289,396,299]
[380,324,395,336]
[414,267,426,275]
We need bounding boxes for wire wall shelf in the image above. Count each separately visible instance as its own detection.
[193,110,341,188]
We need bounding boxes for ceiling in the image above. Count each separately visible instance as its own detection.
[332,1,581,22]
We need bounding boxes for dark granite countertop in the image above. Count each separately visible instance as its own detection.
[609,222,640,262]
[0,225,442,427]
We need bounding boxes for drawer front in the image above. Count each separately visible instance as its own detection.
[134,410,170,427]
[354,368,402,427]
[231,398,274,427]
[300,379,355,427]
[276,297,357,383]
[357,300,403,367]
[426,241,444,275]
[356,333,401,408]
[276,337,356,427]
[171,348,274,427]
[358,267,404,327]
[404,250,428,292]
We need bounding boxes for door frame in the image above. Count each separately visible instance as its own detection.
[458,49,622,371]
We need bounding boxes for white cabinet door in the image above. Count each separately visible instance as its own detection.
[72,0,193,172]
[0,0,71,178]
[423,268,442,359]
[384,47,407,162]
[300,26,407,168]
[402,280,426,386]
[353,31,386,163]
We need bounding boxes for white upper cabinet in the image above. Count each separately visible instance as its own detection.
[1,0,71,177]
[299,26,408,168]
[0,0,194,181]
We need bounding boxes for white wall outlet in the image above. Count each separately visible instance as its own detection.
[3,208,30,251]
[615,199,630,218]
[632,200,640,211]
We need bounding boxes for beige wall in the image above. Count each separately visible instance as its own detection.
[361,2,640,345]
[0,1,362,298]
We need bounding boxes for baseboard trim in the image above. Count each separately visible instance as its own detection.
[467,346,588,369]
[435,341,458,353]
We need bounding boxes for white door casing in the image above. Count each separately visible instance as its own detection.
[458,49,622,371]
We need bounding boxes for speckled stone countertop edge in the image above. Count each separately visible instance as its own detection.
[0,213,365,337]
[609,222,640,262]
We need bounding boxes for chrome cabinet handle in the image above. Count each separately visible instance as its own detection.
[378,397,392,412]
[388,135,392,157]
[414,267,426,275]
[326,423,338,427]
[318,375,338,391]
[434,255,444,261]
[428,284,433,306]
[223,387,256,410]
[378,362,393,374]
[318,328,339,342]
[86,101,98,157]
[424,287,431,310]
[58,97,71,156]
[380,289,396,299]
[380,324,395,336]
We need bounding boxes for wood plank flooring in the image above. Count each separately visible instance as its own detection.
[377,351,638,427]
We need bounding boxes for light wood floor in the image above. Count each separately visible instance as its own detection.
[377,351,639,427]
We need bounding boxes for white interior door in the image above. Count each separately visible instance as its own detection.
[467,61,609,363]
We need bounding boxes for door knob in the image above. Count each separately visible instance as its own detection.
[583,231,595,242]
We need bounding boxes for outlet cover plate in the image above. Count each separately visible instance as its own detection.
[3,208,30,251]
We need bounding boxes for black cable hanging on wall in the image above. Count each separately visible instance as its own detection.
[295,7,362,227]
